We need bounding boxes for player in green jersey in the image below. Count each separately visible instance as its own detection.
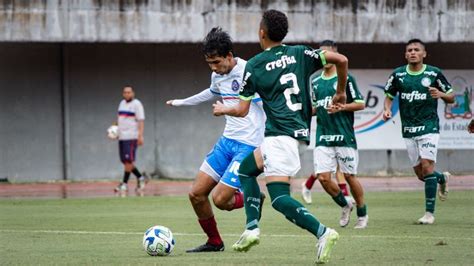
[301,40,368,229]
[213,10,348,264]
[383,39,454,225]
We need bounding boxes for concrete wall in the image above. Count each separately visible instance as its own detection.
[0,42,473,182]
[0,0,472,43]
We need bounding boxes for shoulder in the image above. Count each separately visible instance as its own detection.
[425,64,442,73]
[133,99,143,107]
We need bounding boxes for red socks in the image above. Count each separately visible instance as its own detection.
[198,216,223,245]
[339,183,349,196]
[305,174,317,189]
[233,191,244,209]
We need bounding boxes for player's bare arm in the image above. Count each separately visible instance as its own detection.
[327,102,365,114]
[382,97,393,121]
[213,99,251,117]
[137,120,144,145]
[428,87,455,103]
[324,51,348,105]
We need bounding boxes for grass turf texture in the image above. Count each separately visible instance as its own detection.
[1,191,473,265]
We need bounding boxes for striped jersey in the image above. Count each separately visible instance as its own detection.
[117,99,145,140]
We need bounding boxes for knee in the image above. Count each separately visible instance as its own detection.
[188,191,206,205]
[212,193,228,210]
[318,173,331,184]
[420,160,434,177]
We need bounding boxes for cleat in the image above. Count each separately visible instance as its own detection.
[114,183,127,193]
[339,200,353,227]
[186,242,224,253]
[354,215,369,229]
[258,192,266,221]
[417,212,435,225]
[232,228,260,252]
[316,228,339,264]
[301,182,312,204]
[438,172,450,201]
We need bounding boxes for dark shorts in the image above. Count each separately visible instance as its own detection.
[119,140,138,163]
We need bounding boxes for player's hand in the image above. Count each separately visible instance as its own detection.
[326,103,345,114]
[382,109,392,121]
[212,101,226,116]
[138,136,144,146]
[468,119,474,134]
[166,100,175,106]
[429,87,442,99]
[332,92,346,106]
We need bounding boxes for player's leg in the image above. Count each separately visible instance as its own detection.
[232,148,264,251]
[337,147,367,228]
[212,143,257,211]
[336,167,352,202]
[187,171,224,252]
[187,138,230,252]
[126,140,147,193]
[115,140,133,193]
[301,147,320,204]
[416,134,444,224]
[316,147,352,227]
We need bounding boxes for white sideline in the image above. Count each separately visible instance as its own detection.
[1,229,473,241]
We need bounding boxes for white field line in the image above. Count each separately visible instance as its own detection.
[1,229,473,241]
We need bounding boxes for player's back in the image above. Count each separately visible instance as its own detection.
[243,44,325,141]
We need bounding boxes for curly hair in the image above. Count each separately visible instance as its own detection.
[261,10,288,42]
[202,27,233,57]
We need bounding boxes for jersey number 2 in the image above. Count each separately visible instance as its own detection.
[280,73,302,111]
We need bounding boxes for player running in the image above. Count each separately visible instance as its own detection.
[114,86,147,195]
[213,10,348,264]
[301,40,368,229]
[383,39,454,225]
[166,27,265,252]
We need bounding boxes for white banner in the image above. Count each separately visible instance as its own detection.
[310,69,474,150]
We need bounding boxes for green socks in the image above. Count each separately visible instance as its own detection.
[424,174,437,213]
[267,182,326,238]
[238,153,263,230]
[356,204,367,217]
[332,191,349,208]
[433,171,446,185]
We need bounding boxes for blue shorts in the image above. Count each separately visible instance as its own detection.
[200,136,256,189]
[119,140,137,163]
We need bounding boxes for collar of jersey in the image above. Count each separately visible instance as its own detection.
[265,44,286,51]
[406,64,426,76]
[320,72,337,80]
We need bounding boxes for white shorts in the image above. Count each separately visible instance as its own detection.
[313,146,358,175]
[404,133,439,167]
[260,136,306,177]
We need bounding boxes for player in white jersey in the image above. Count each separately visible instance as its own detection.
[114,86,147,195]
[167,28,265,253]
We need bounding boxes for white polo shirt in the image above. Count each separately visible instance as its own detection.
[117,99,145,140]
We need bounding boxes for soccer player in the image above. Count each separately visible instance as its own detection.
[166,27,265,252]
[301,40,368,229]
[302,166,353,205]
[114,86,147,194]
[383,39,454,224]
[213,10,348,264]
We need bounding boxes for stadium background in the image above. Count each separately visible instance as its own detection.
[0,0,473,182]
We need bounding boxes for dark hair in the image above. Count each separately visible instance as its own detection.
[202,27,233,57]
[406,38,425,48]
[261,10,288,42]
[319,39,337,48]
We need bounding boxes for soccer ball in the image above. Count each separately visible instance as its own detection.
[107,125,119,140]
[143,225,175,256]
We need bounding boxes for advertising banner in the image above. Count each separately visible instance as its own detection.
[310,69,473,150]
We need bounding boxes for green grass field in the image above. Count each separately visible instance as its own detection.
[1,191,473,265]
